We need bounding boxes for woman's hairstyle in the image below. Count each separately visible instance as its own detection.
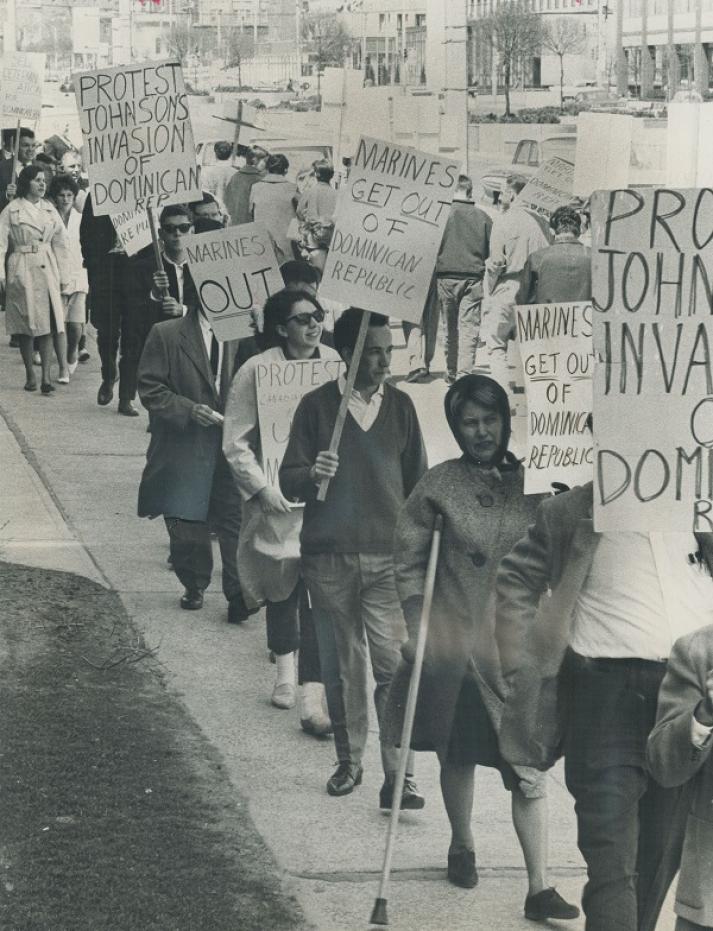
[448,378,502,424]
[16,164,44,197]
[444,374,513,468]
[280,258,320,287]
[314,159,335,183]
[266,153,289,175]
[48,173,79,201]
[258,288,324,351]
[304,219,334,250]
[550,205,581,237]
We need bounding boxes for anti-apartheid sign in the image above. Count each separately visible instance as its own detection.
[110,207,152,257]
[74,61,201,216]
[184,223,283,342]
[318,136,460,322]
[256,358,344,488]
[517,157,575,217]
[516,302,594,494]
[592,187,713,531]
[0,52,46,123]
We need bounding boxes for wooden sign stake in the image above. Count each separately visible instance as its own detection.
[147,206,169,299]
[10,119,21,185]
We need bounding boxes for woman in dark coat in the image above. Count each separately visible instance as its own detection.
[387,375,578,923]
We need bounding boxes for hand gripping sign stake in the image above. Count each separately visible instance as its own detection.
[370,512,444,927]
[11,119,21,185]
[146,205,169,300]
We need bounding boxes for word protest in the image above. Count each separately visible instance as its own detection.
[592,187,713,531]
[0,52,45,123]
[256,359,344,488]
[74,61,201,215]
[318,136,460,323]
[110,207,152,257]
[516,157,575,217]
[516,302,594,494]
[184,224,283,342]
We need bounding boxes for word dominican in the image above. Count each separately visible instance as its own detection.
[330,231,422,272]
[93,166,200,211]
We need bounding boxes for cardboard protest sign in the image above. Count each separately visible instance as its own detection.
[184,223,283,342]
[74,60,201,216]
[110,207,152,257]
[318,136,460,323]
[256,358,344,488]
[517,157,575,217]
[591,187,713,531]
[0,52,45,123]
[516,302,594,494]
[573,113,633,197]
[666,102,713,188]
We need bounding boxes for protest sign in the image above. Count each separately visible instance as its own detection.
[516,302,594,494]
[516,157,575,217]
[110,207,152,257]
[0,52,45,123]
[573,113,633,197]
[591,187,713,531]
[666,102,713,188]
[184,223,283,342]
[317,136,460,322]
[256,358,344,488]
[74,60,201,216]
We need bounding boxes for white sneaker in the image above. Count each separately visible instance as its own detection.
[68,360,78,375]
[299,682,332,736]
[271,681,296,709]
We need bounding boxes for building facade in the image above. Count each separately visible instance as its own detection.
[344,0,427,85]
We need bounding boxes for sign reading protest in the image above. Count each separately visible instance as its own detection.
[516,302,594,494]
[516,157,575,217]
[318,136,460,322]
[592,187,713,531]
[184,223,283,342]
[256,359,344,488]
[74,60,201,216]
[0,52,46,123]
[110,207,152,257]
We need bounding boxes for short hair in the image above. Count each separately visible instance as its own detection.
[245,145,269,166]
[314,159,334,183]
[333,308,389,357]
[280,259,320,288]
[259,289,324,351]
[189,191,219,215]
[304,219,334,250]
[60,149,81,165]
[214,140,233,160]
[550,205,581,236]
[193,217,223,234]
[48,173,79,200]
[159,204,193,226]
[505,174,527,195]
[4,127,35,148]
[15,164,44,197]
[457,174,473,197]
[266,153,289,175]
[34,152,56,166]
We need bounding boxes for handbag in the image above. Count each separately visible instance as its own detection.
[237,496,302,606]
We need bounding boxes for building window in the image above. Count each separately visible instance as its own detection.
[156,38,162,54]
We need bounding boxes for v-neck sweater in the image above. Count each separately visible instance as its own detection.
[280,380,427,555]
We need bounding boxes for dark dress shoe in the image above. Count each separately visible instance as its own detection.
[78,349,91,363]
[41,382,55,395]
[227,596,260,624]
[180,588,204,610]
[524,887,579,921]
[118,400,140,417]
[404,367,429,384]
[447,849,478,888]
[97,381,114,406]
[326,761,363,797]
[379,774,425,810]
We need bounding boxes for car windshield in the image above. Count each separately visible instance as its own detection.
[540,137,576,163]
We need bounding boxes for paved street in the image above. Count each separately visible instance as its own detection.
[0,328,676,931]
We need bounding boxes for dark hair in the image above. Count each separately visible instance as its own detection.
[280,259,320,287]
[189,192,219,216]
[457,174,473,197]
[314,160,334,183]
[505,174,527,195]
[304,219,334,250]
[3,127,35,147]
[193,217,223,234]
[48,173,79,200]
[449,379,501,423]
[16,164,44,197]
[35,152,55,166]
[333,308,389,357]
[266,153,289,175]
[160,204,193,226]
[245,145,268,166]
[550,205,581,236]
[444,374,513,468]
[214,140,233,160]
[259,289,324,351]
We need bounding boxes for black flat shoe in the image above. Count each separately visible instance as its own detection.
[447,849,478,888]
[40,382,55,395]
[326,761,363,797]
[97,381,114,406]
[24,381,37,392]
[118,400,140,417]
[180,588,204,610]
[227,596,259,625]
[524,887,579,921]
[379,774,425,810]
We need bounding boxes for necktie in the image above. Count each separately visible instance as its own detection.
[209,332,219,378]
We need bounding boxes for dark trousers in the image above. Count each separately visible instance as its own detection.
[163,462,242,602]
[562,651,689,931]
[266,580,322,683]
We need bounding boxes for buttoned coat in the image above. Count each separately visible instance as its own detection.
[137,311,240,522]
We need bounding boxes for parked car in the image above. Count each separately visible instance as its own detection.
[195,136,333,184]
[479,134,577,203]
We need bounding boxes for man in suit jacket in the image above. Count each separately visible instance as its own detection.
[516,205,592,305]
[0,128,35,209]
[137,303,253,624]
[495,482,713,931]
[647,626,713,931]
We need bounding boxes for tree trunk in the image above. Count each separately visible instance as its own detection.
[504,61,511,116]
[559,54,564,112]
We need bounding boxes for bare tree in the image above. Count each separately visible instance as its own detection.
[542,17,586,111]
[477,1,544,117]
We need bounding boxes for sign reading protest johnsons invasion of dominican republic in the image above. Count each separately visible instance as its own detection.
[516,302,594,495]
[184,224,283,342]
[74,60,201,216]
[318,136,460,323]
[592,187,713,532]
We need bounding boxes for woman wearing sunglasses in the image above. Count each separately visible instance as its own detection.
[223,290,340,735]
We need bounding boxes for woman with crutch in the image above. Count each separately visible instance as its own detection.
[384,374,579,923]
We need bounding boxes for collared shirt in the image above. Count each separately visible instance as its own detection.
[337,374,384,431]
[198,311,223,393]
[150,254,188,313]
[571,532,713,662]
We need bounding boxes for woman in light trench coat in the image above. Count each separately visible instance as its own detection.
[0,164,72,393]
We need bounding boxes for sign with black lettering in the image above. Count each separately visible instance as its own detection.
[110,207,152,256]
[517,157,575,217]
[592,187,713,531]
[73,61,201,216]
[0,52,45,123]
[318,136,460,322]
[516,302,594,494]
[184,223,283,342]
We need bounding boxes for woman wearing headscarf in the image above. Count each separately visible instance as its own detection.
[386,375,579,923]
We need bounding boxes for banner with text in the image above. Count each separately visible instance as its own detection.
[517,157,575,217]
[256,358,344,489]
[318,136,460,322]
[184,223,283,342]
[74,60,201,216]
[110,207,152,256]
[592,187,713,531]
[516,302,594,494]
[0,52,46,124]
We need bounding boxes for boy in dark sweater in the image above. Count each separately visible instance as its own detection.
[280,309,427,807]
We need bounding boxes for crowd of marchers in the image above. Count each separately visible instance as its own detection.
[2,128,713,931]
